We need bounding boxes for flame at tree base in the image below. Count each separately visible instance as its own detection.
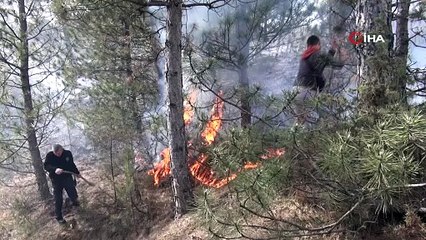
[147,92,285,188]
[148,148,171,186]
[148,147,286,188]
[189,154,238,188]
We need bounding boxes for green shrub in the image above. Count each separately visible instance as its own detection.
[11,196,39,237]
[319,110,425,214]
[196,127,293,238]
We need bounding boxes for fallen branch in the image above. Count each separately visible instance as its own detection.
[62,170,95,186]
[364,182,426,192]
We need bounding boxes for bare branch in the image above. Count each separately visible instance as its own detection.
[27,19,53,41]
[410,39,426,48]
[0,13,20,41]
[183,0,232,9]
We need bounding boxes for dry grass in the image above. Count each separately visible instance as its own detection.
[2,166,418,240]
[0,166,137,240]
[215,196,343,239]
[0,167,206,240]
[144,213,209,240]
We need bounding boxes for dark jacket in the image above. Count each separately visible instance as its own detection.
[44,150,80,181]
[294,49,343,92]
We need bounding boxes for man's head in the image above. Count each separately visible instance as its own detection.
[53,144,64,157]
[307,35,321,50]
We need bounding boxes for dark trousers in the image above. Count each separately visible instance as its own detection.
[52,176,78,220]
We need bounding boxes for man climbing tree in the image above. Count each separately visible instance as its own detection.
[293,35,344,126]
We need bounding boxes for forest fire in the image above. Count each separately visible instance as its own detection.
[148,92,285,188]
[243,162,259,170]
[148,148,171,186]
[149,92,197,185]
[200,95,224,145]
[183,91,197,125]
[189,153,238,188]
[260,148,286,160]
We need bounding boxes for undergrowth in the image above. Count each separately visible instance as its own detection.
[196,109,426,239]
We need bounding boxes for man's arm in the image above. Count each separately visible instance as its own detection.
[43,154,56,175]
[310,49,343,72]
[329,49,345,69]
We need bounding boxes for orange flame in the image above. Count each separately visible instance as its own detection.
[200,94,224,145]
[190,154,238,188]
[148,148,171,186]
[184,91,197,125]
[148,91,196,184]
[260,148,285,160]
[148,92,286,188]
[243,162,259,170]
[189,93,235,188]
[191,147,285,188]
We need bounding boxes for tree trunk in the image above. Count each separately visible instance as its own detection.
[356,0,397,114]
[123,18,143,135]
[326,0,351,92]
[394,0,410,105]
[18,0,50,200]
[236,4,251,127]
[321,0,352,124]
[142,9,165,104]
[167,0,192,218]
[239,60,250,127]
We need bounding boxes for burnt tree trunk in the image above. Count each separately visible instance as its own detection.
[356,0,397,114]
[166,0,193,218]
[322,0,352,124]
[236,4,251,127]
[18,0,50,200]
[326,0,352,91]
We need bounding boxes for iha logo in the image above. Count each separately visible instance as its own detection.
[348,32,385,45]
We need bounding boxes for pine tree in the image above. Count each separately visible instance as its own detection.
[356,0,409,113]
[198,0,313,127]
[52,0,158,149]
[0,0,67,199]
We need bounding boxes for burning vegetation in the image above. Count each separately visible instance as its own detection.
[148,92,285,188]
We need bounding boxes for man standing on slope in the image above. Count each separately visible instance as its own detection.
[44,144,80,224]
[293,35,344,126]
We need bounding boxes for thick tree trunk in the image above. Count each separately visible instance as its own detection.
[236,4,251,127]
[167,0,192,218]
[326,0,351,92]
[18,0,50,200]
[356,0,397,114]
[394,0,410,105]
[321,0,352,124]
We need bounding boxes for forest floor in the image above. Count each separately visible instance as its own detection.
[1,165,425,240]
[0,166,210,240]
